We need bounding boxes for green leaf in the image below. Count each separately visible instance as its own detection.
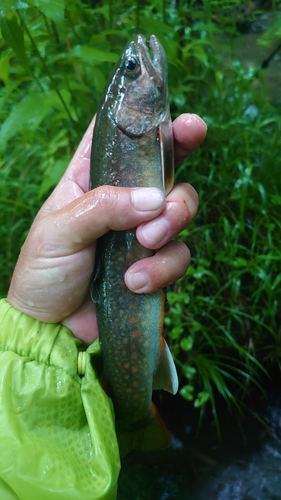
[139,17,174,38]
[194,391,210,408]
[0,14,28,69]
[182,365,197,379]
[272,273,281,291]
[0,91,69,150]
[92,68,106,93]
[271,194,281,206]
[232,257,248,268]
[27,0,65,24]
[179,385,195,401]
[92,5,109,21]
[39,157,69,197]
[0,1,28,15]
[70,45,119,64]
[169,325,184,340]
[180,336,194,352]
[0,52,12,86]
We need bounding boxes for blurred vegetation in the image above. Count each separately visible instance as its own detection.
[0,0,281,428]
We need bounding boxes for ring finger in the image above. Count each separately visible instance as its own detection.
[124,240,190,293]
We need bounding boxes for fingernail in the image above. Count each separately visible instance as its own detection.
[190,113,208,131]
[131,188,164,212]
[140,217,170,245]
[126,271,149,292]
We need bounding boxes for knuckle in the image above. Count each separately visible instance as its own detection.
[92,185,121,214]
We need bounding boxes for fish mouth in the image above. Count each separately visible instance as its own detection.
[136,34,166,90]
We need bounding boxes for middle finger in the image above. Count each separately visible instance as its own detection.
[136,183,199,249]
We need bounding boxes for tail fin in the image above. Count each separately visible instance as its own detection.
[118,403,170,457]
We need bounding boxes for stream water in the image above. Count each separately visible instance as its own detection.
[217,11,281,105]
[118,387,281,499]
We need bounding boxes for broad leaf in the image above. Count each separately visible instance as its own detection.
[0,14,28,69]
[39,157,70,198]
[70,45,119,64]
[27,0,65,24]
[0,91,70,150]
[180,336,194,352]
[0,1,28,15]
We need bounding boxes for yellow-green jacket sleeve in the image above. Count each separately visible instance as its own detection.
[0,299,120,500]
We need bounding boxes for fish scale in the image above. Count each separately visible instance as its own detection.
[90,34,178,456]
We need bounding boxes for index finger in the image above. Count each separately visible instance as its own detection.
[173,113,207,162]
[62,116,96,192]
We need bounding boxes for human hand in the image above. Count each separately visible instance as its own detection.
[7,114,206,344]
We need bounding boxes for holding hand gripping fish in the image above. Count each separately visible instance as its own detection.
[90,35,179,456]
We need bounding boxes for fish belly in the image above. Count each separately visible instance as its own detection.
[95,230,164,426]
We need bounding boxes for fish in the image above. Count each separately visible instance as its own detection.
[90,34,178,456]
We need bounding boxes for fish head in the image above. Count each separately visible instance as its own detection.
[108,34,169,136]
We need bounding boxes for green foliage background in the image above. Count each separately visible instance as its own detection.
[0,0,281,426]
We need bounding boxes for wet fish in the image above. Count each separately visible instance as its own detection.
[90,34,178,456]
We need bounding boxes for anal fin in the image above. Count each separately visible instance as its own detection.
[152,337,179,395]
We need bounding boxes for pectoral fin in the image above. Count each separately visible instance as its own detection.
[159,119,174,195]
[153,337,179,395]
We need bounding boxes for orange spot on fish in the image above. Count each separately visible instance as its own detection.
[132,329,140,337]
[129,316,137,324]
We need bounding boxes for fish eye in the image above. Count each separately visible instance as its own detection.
[124,57,140,76]
[126,58,137,71]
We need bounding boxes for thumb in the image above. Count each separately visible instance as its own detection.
[36,185,165,256]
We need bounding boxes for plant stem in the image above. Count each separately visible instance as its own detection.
[17,10,76,126]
